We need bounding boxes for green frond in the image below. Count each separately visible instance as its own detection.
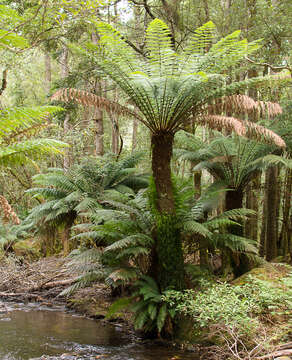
[146,19,176,77]
[95,21,138,73]
[183,220,212,238]
[134,307,149,330]
[0,106,63,139]
[107,267,139,283]
[249,154,292,169]
[116,246,150,259]
[75,197,100,213]
[184,21,216,56]
[0,139,68,167]
[204,217,240,230]
[25,187,67,200]
[157,303,168,332]
[105,234,153,253]
[59,271,106,297]
[212,234,258,254]
[217,208,256,221]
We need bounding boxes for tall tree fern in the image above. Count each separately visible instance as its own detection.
[52,19,290,292]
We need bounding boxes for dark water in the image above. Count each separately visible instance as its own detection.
[0,302,197,360]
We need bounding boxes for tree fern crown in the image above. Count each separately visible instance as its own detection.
[89,19,280,135]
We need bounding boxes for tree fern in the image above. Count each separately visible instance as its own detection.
[53,19,290,144]
[25,154,148,254]
[0,106,67,167]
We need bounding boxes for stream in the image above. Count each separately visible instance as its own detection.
[0,301,198,360]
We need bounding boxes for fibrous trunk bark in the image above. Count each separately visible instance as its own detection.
[245,176,259,241]
[279,169,292,259]
[265,166,280,261]
[61,224,71,256]
[225,189,252,276]
[259,172,268,257]
[150,133,185,292]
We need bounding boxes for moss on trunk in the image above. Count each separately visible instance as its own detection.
[150,132,185,291]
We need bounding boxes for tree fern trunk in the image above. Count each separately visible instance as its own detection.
[245,176,259,242]
[259,172,268,257]
[225,189,252,276]
[61,224,70,256]
[279,168,291,259]
[151,132,185,291]
[266,166,279,261]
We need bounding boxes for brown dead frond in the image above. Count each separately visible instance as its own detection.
[197,115,286,148]
[0,195,20,225]
[207,95,258,115]
[207,95,282,118]
[51,88,143,122]
[245,121,286,148]
[197,115,246,136]
[256,101,282,118]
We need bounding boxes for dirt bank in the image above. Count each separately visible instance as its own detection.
[0,255,114,320]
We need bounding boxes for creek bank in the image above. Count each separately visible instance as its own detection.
[0,256,133,331]
[0,256,291,360]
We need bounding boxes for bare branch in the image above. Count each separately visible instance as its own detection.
[245,56,292,74]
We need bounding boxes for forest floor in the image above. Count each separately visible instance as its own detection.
[0,257,109,311]
[0,255,291,359]
[0,255,128,322]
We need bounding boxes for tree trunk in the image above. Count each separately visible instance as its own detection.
[44,52,51,96]
[225,189,252,276]
[245,176,259,241]
[110,89,119,155]
[151,132,185,291]
[110,113,119,155]
[279,169,292,259]
[61,46,71,171]
[131,118,138,153]
[266,166,280,261]
[61,224,71,256]
[94,108,104,156]
[91,35,105,156]
[259,172,268,257]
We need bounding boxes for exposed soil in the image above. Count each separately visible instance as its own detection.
[0,255,114,320]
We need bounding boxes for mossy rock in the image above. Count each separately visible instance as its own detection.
[68,296,110,318]
[13,239,40,260]
[232,263,292,286]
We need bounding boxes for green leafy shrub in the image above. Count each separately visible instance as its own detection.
[162,273,292,339]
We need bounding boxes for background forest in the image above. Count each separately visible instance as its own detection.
[0,0,292,358]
